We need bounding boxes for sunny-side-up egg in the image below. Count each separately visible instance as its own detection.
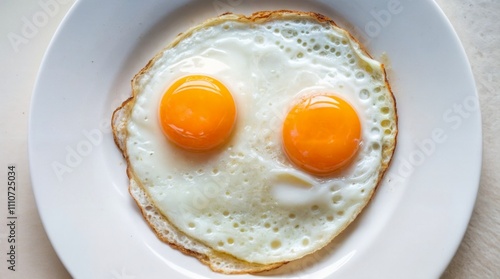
[124,12,397,265]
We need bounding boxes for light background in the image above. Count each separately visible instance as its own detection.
[0,0,498,278]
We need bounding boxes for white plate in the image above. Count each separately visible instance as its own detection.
[29,0,481,278]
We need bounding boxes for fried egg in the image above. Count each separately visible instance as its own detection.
[119,11,397,266]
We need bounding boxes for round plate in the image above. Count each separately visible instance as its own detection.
[29,0,481,278]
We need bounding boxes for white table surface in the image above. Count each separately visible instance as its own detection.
[0,0,498,278]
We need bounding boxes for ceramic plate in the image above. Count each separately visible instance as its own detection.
[29,0,481,278]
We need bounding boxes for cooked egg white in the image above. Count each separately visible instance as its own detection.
[125,14,396,264]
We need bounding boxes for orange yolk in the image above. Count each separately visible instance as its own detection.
[159,75,236,151]
[282,94,361,175]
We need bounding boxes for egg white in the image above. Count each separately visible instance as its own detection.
[125,14,396,264]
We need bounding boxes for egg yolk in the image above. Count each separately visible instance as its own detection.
[159,75,236,151]
[282,94,361,175]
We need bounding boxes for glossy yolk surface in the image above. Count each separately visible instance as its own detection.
[159,75,236,151]
[282,94,361,175]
